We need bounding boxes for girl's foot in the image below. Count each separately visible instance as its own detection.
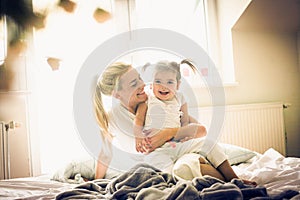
[242,179,257,186]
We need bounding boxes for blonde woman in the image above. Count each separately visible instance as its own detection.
[93,61,256,185]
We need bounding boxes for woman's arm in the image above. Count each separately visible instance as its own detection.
[180,103,189,127]
[143,124,195,152]
[143,127,176,152]
[175,103,207,141]
[95,140,112,179]
[173,123,206,141]
[189,115,198,123]
[95,159,109,179]
[144,115,207,151]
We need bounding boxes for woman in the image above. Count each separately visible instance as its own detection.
[93,62,256,185]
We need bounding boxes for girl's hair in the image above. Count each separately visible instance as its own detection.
[93,62,132,139]
[143,58,197,81]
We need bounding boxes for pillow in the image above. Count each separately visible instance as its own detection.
[220,143,257,165]
[52,158,121,183]
[52,159,96,184]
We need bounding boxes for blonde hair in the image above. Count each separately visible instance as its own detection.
[93,62,132,139]
[143,58,197,81]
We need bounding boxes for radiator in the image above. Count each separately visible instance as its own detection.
[0,121,10,179]
[193,102,286,155]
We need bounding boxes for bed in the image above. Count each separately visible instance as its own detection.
[0,145,299,200]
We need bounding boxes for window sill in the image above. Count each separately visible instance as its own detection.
[0,90,31,95]
[223,81,239,87]
[187,81,239,89]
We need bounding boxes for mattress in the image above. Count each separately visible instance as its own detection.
[0,147,299,199]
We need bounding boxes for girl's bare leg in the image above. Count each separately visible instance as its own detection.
[217,160,257,186]
[199,157,225,181]
[200,158,257,186]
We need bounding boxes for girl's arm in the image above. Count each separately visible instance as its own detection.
[134,102,148,153]
[134,102,147,128]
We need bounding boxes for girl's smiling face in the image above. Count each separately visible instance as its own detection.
[152,70,179,101]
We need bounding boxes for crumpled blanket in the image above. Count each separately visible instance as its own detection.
[55,163,299,200]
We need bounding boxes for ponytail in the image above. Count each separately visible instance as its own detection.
[93,83,111,139]
[142,62,151,72]
[93,62,132,141]
[145,59,198,82]
[180,58,197,73]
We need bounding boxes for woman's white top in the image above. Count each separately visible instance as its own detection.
[107,104,144,173]
[108,103,137,154]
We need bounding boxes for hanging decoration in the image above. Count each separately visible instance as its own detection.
[57,0,77,13]
[47,57,61,71]
[93,7,112,23]
[0,0,46,30]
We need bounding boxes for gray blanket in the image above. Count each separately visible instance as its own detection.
[55,163,299,200]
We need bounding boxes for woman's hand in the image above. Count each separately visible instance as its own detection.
[179,136,194,143]
[135,137,149,153]
[143,128,175,152]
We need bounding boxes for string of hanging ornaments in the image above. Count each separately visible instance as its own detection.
[0,0,112,89]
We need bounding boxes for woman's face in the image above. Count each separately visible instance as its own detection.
[115,67,147,113]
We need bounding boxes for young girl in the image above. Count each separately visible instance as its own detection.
[134,59,207,153]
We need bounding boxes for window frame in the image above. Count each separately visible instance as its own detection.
[116,0,237,86]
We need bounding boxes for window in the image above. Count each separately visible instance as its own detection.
[31,0,234,174]
[115,0,232,87]
[134,0,208,51]
[0,17,6,65]
[32,0,116,173]
[0,17,7,89]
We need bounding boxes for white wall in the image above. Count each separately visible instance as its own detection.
[214,0,300,157]
[0,94,32,178]
[230,30,300,157]
[211,0,252,83]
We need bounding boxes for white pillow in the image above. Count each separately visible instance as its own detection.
[220,143,257,165]
[52,159,95,183]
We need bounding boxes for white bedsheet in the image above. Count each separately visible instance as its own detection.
[0,175,75,200]
[233,148,300,196]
